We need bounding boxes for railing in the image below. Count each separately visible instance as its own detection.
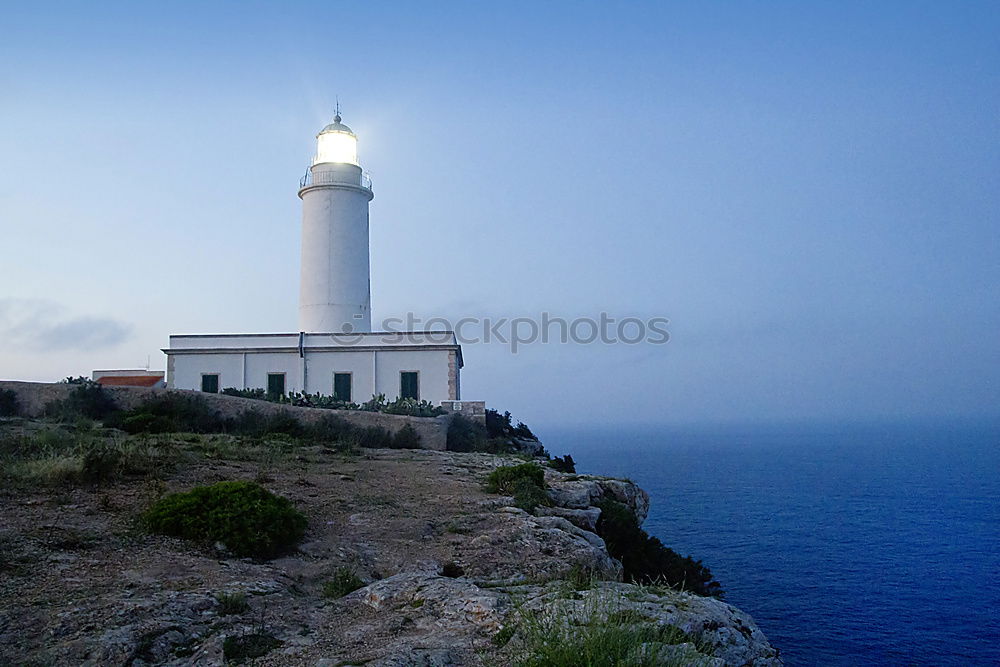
[299,169,373,191]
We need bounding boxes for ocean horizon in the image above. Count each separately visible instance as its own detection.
[540,418,1000,666]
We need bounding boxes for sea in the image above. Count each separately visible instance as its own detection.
[541,419,1000,666]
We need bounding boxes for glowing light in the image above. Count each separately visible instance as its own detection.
[315,130,358,165]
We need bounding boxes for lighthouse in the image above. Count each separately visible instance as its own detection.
[163,109,470,411]
[297,113,374,333]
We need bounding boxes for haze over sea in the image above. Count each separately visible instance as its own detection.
[543,419,1000,666]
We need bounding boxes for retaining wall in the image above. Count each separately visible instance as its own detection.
[0,381,451,451]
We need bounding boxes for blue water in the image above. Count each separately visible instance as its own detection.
[541,420,1000,666]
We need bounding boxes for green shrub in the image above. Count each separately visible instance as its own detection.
[389,423,422,449]
[79,443,121,485]
[216,591,249,615]
[486,463,546,494]
[595,499,723,597]
[223,633,282,663]
[119,412,175,434]
[446,414,486,452]
[347,425,394,449]
[143,481,307,559]
[221,388,446,417]
[46,381,117,421]
[549,454,576,473]
[486,409,536,441]
[486,463,550,512]
[511,477,550,512]
[323,567,364,598]
[0,389,19,417]
[106,394,222,434]
[447,414,524,454]
[221,387,267,400]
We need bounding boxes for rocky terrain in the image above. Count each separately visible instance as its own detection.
[0,421,781,666]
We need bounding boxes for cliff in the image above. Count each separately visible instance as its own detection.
[0,389,781,665]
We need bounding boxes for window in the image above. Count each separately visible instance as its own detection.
[267,373,286,397]
[400,371,419,400]
[201,374,219,393]
[333,372,352,402]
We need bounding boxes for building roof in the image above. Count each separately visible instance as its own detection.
[95,375,164,387]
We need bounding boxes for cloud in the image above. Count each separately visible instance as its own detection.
[0,299,132,351]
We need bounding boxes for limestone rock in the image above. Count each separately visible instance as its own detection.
[534,505,602,532]
[359,573,508,635]
[546,475,650,524]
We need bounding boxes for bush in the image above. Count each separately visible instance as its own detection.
[216,591,249,615]
[595,499,723,597]
[79,443,121,485]
[511,477,550,512]
[549,454,576,473]
[143,481,307,559]
[323,567,365,598]
[119,412,175,434]
[446,414,483,452]
[223,633,282,663]
[0,389,19,417]
[486,463,546,494]
[222,388,446,417]
[486,463,550,512]
[46,381,117,421]
[106,394,223,434]
[447,414,522,454]
[486,409,536,441]
[389,423,422,449]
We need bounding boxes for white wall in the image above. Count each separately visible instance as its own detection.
[375,349,452,403]
[304,350,374,400]
[169,352,246,392]
[167,347,455,404]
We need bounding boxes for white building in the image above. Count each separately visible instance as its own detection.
[163,114,463,404]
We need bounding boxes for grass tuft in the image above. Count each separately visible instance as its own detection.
[216,591,250,615]
[323,567,365,598]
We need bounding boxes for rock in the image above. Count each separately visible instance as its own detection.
[463,509,620,581]
[528,515,619,574]
[595,479,650,524]
[534,505,601,532]
[546,476,650,525]
[511,438,547,457]
[371,648,460,666]
[359,573,507,635]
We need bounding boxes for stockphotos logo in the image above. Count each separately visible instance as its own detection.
[334,313,670,353]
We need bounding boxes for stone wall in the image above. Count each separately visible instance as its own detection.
[0,381,451,451]
[440,400,486,424]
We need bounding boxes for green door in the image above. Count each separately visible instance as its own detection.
[201,374,219,393]
[400,372,419,400]
[267,373,285,398]
[333,373,352,402]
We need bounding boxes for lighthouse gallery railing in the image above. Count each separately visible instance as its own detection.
[299,170,373,191]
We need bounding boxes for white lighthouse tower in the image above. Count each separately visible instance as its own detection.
[297,113,374,333]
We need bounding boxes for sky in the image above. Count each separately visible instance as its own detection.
[1,1,998,428]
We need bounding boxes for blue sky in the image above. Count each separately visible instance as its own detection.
[1,1,997,427]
